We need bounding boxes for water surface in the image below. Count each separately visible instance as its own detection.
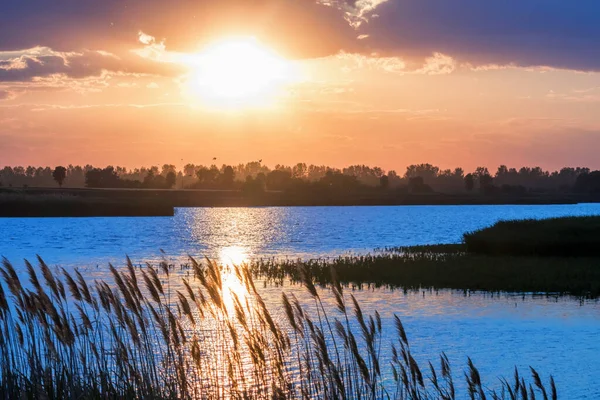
[2,204,600,398]
[2,203,600,267]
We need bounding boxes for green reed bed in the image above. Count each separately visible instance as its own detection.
[250,250,600,298]
[463,216,600,257]
[0,256,556,399]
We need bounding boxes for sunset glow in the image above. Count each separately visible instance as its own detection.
[186,38,296,108]
[3,1,600,169]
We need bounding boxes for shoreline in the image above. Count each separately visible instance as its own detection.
[1,186,594,217]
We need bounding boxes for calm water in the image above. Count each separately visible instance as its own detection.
[2,203,600,266]
[266,284,600,399]
[2,204,600,398]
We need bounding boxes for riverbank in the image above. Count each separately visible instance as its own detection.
[0,193,174,217]
[1,186,594,217]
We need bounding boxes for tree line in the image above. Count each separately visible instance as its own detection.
[1,162,599,194]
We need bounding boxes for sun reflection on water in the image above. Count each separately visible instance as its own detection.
[218,246,251,312]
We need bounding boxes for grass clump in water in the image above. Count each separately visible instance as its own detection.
[0,255,556,399]
[252,251,600,298]
[463,216,600,257]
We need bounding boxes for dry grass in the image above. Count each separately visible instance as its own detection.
[0,255,556,399]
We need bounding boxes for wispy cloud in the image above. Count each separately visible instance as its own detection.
[318,0,390,28]
[0,90,17,100]
[0,45,186,86]
[335,51,456,75]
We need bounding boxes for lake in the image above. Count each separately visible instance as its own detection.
[2,203,600,398]
[2,203,600,267]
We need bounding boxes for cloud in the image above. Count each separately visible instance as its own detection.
[138,31,156,45]
[2,0,600,74]
[0,90,16,100]
[335,51,455,75]
[358,0,600,71]
[414,53,456,75]
[317,0,390,28]
[546,87,600,103]
[336,52,406,73]
[0,0,357,59]
[0,47,185,83]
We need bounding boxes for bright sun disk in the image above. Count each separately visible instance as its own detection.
[188,37,295,108]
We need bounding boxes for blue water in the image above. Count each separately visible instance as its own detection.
[1,203,600,267]
[2,204,600,398]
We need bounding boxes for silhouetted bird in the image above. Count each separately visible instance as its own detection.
[259,159,262,163]
[213,157,217,161]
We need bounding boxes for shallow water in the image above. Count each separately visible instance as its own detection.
[262,284,600,398]
[2,204,600,398]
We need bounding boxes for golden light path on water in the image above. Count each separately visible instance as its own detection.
[218,245,251,312]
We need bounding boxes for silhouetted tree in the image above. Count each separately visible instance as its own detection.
[266,169,292,190]
[85,167,121,188]
[379,175,390,189]
[143,169,156,186]
[161,164,176,177]
[465,174,474,192]
[408,176,432,193]
[292,163,307,179]
[574,171,600,194]
[243,174,266,195]
[220,166,235,188]
[166,171,177,188]
[405,164,439,184]
[52,166,67,188]
[479,173,494,192]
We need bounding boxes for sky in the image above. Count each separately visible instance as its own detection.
[2,0,600,172]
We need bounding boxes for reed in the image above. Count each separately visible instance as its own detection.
[0,255,556,399]
[249,250,600,298]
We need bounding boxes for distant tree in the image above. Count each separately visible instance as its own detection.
[143,169,156,187]
[292,163,307,179]
[379,175,390,189]
[166,171,177,188]
[220,165,235,188]
[85,167,121,188]
[183,163,197,177]
[243,174,266,195]
[574,171,600,194]
[196,166,219,187]
[479,174,495,194]
[408,176,432,193]
[255,172,267,190]
[52,166,67,188]
[405,164,440,184]
[266,169,292,190]
[479,173,494,192]
[464,174,474,192]
[161,164,177,177]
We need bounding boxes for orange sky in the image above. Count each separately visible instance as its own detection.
[2,0,600,172]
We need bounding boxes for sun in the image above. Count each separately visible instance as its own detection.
[187,37,296,109]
